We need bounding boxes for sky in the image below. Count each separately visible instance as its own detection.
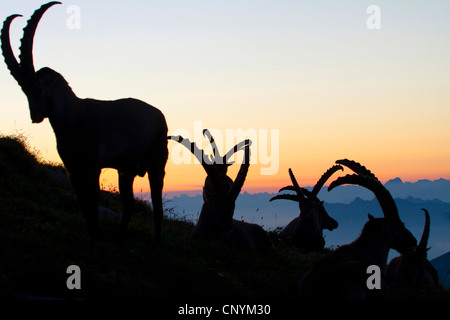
[1,0,449,197]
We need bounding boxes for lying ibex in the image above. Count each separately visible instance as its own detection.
[385,208,439,288]
[2,2,168,241]
[169,130,273,252]
[297,159,417,300]
[270,165,342,252]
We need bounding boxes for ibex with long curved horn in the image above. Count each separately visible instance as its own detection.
[385,208,439,288]
[169,130,273,252]
[2,2,168,241]
[270,165,342,252]
[297,159,417,300]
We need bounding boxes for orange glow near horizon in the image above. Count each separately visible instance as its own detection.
[96,151,450,199]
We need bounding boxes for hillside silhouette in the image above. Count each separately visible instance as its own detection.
[0,134,449,300]
[0,134,312,300]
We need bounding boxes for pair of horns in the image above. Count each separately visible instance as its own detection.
[168,129,251,167]
[1,2,61,92]
[270,165,343,203]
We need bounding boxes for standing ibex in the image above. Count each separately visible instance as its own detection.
[385,208,439,288]
[297,159,417,300]
[169,130,273,252]
[270,165,342,252]
[2,2,168,241]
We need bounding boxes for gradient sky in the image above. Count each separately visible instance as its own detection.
[1,0,449,196]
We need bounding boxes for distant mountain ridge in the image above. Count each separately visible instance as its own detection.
[163,178,450,204]
[167,191,450,261]
[309,177,450,204]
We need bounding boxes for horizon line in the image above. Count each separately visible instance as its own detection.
[133,176,450,199]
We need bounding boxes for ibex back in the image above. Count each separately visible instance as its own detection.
[2,2,168,241]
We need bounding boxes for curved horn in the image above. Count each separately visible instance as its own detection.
[418,208,430,251]
[228,143,251,201]
[279,185,297,193]
[202,130,251,165]
[336,159,380,183]
[288,168,307,200]
[1,14,23,86]
[329,174,400,221]
[168,135,208,165]
[224,139,252,165]
[202,129,220,163]
[269,194,299,202]
[312,164,343,196]
[18,2,61,82]
[271,185,313,203]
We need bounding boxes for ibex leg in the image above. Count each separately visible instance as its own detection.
[118,171,135,237]
[69,169,101,239]
[149,169,165,243]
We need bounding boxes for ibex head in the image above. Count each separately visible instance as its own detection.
[2,2,67,123]
[270,165,342,232]
[329,159,417,255]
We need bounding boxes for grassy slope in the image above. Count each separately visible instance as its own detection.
[0,134,448,300]
[0,135,313,300]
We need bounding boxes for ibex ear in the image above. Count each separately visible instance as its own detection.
[368,214,375,221]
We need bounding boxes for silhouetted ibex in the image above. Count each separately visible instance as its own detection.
[169,130,273,252]
[385,208,439,288]
[297,159,417,300]
[2,2,168,241]
[270,165,342,252]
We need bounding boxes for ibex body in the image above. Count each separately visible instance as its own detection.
[297,159,417,300]
[270,166,341,252]
[2,2,168,241]
[385,209,439,288]
[169,130,273,252]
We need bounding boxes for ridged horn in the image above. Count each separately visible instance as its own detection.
[1,14,23,86]
[271,169,307,203]
[202,129,220,163]
[269,194,299,202]
[224,139,252,165]
[202,129,251,166]
[418,208,430,251]
[329,174,400,221]
[229,144,251,201]
[336,159,380,183]
[279,185,297,193]
[288,168,307,199]
[312,164,343,196]
[18,2,61,83]
[168,135,208,165]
